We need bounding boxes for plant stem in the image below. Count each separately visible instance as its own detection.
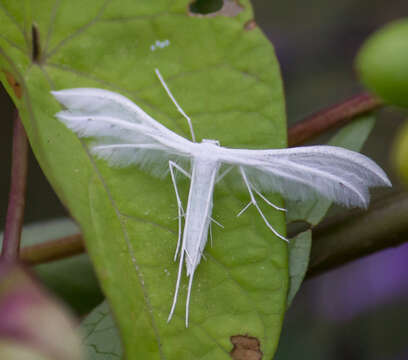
[2,113,29,262]
[288,93,383,146]
[21,234,84,265]
[307,192,408,278]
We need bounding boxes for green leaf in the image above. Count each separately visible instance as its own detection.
[1,219,103,315]
[81,301,122,359]
[356,18,408,108]
[286,230,311,307]
[0,1,288,358]
[285,115,376,305]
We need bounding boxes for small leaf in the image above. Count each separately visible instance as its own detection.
[356,18,408,108]
[81,301,122,360]
[287,230,311,307]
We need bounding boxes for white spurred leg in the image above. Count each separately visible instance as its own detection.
[168,161,190,260]
[239,167,288,242]
[167,246,185,323]
[167,161,194,324]
[209,222,213,248]
[215,165,233,183]
[207,216,223,248]
[237,188,286,216]
[209,217,224,228]
[169,160,191,179]
[237,201,252,217]
[185,271,195,327]
[155,68,196,142]
[252,187,287,212]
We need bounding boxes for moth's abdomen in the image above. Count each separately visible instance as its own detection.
[182,158,220,275]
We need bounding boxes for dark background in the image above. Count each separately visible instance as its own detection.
[1,1,408,359]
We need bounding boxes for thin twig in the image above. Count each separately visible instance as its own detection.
[288,93,383,146]
[306,192,408,278]
[21,233,84,265]
[2,113,29,261]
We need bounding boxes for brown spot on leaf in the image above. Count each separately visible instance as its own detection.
[4,71,22,98]
[244,19,257,31]
[188,0,243,17]
[230,335,262,360]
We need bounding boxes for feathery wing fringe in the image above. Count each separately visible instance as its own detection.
[52,89,192,176]
[220,145,391,209]
[52,85,391,328]
[52,88,391,208]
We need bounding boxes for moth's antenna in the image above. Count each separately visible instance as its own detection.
[155,68,196,142]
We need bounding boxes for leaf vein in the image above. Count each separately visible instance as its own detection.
[206,253,268,348]
[42,0,62,55]
[44,0,113,61]
[0,2,28,48]
[84,143,166,360]
[0,34,27,56]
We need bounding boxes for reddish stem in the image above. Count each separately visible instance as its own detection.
[288,93,383,146]
[21,234,84,265]
[2,113,29,261]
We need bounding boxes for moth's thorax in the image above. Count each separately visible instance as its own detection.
[191,138,221,160]
[201,138,220,146]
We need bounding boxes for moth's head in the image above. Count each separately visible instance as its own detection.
[201,139,220,146]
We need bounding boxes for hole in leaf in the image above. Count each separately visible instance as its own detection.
[31,24,41,63]
[189,0,243,17]
[189,0,223,15]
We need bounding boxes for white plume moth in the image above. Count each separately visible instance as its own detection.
[52,69,391,327]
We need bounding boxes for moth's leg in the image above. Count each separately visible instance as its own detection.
[169,161,191,179]
[184,247,193,265]
[208,216,223,248]
[155,68,196,142]
[169,160,190,260]
[167,161,191,323]
[253,188,287,212]
[239,167,288,242]
[185,271,196,327]
[209,217,224,228]
[209,222,213,247]
[236,192,286,216]
[237,201,252,217]
[216,165,233,183]
[167,247,185,323]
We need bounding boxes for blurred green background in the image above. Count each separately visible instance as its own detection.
[1,1,408,359]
